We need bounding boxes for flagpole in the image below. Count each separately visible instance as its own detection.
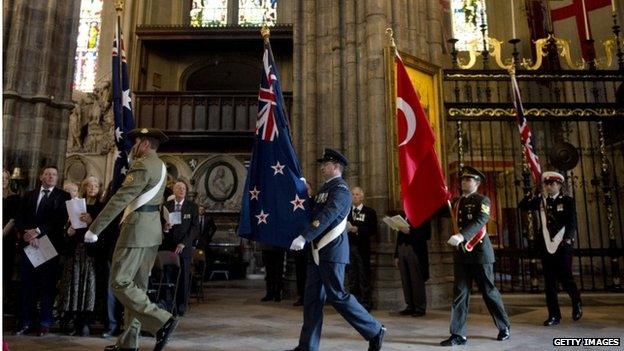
[115,0,124,130]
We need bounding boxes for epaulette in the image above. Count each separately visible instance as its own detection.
[337,184,349,190]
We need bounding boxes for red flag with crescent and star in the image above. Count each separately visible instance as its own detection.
[395,54,451,228]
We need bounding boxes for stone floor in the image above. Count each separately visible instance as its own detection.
[3,280,624,350]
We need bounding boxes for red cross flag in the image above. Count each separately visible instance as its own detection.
[550,0,613,61]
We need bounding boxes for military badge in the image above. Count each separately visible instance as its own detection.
[312,220,320,228]
[557,204,564,212]
[123,174,134,185]
[467,214,473,220]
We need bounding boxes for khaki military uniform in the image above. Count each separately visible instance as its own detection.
[90,151,170,349]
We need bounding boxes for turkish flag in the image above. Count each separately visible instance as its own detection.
[395,55,450,228]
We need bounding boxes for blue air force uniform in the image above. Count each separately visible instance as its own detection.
[295,149,383,351]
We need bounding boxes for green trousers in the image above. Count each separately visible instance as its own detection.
[449,262,510,337]
[110,245,172,349]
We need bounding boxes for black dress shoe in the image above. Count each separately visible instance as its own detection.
[154,317,179,351]
[37,326,50,337]
[440,334,467,346]
[412,311,426,317]
[102,328,121,338]
[497,327,510,341]
[260,294,273,302]
[398,308,415,316]
[284,347,306,351]
[293,298,304,306]
[13,325,32,335]
[543,317,561,326]
[572,301,583,321]
[104,345,138,351]
[368,325,386,351]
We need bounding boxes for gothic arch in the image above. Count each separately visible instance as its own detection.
[179,56,262,91]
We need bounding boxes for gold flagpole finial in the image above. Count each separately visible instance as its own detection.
[261,24,271,42]
[385,28,396,48]
[115,0,124,13]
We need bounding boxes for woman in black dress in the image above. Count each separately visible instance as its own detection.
[3,169,20,311]
[58,176,103,336]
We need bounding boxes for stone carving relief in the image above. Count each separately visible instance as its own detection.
[67,80,115,154]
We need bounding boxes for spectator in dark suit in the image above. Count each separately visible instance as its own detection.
[14,165,71,336]
[161,179,198,316]
[346,186,377,311]
[393,214,431,317]
[194,204,216,252]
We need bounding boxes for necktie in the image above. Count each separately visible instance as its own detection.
[175,203,181,212]
[37,189,50,215]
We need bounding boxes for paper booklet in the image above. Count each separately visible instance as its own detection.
[23,235,58,268]
[383,215,410,231]
[66,197,88,229]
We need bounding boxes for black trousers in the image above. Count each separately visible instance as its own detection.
[262,249,285,296]
[346,246,372,309]
[397,244,426,313]
[294,250,308,299]
[159,255,191,314]
[542,247,580,319]
[450,262,510,336]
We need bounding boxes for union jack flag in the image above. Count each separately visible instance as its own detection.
[511,74,541,183]
[238,38,311,248]
[256,48,279,141]
[109,17,135,193]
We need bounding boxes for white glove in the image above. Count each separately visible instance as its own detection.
[447,233,464,247]
[84,230,98,243]
[290,235,306,251]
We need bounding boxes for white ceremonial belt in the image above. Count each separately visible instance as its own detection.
[540,198,565,254]
[311,216,348,265]
[121,163,166,224]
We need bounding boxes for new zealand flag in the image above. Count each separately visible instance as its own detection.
[238,38,311,248]
[109,19,135,193]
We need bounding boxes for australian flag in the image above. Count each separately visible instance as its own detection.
[238,38,311,249]
[109,18,135,193]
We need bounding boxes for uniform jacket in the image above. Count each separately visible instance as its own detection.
[347,205,377,253]
[519,193,577,253]
[90,151,167,248]
[301,176,351,264]
[453,192,495,264]
[16,186,71,253]
[161,199,198,258]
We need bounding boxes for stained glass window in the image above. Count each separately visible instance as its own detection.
[450,0,488,51]
[238,0,277,26]
[73,0,103,92]
[190,0,228,27]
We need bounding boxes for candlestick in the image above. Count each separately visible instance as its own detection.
[581,0,590,40]
[511,0,517,39]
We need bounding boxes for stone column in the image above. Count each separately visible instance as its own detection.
[291,0,453,309]
[3,0,80,187]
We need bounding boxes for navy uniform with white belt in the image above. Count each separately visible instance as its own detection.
[519,171,581,326]
[441,166,510,347]
[287,149,385,351]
